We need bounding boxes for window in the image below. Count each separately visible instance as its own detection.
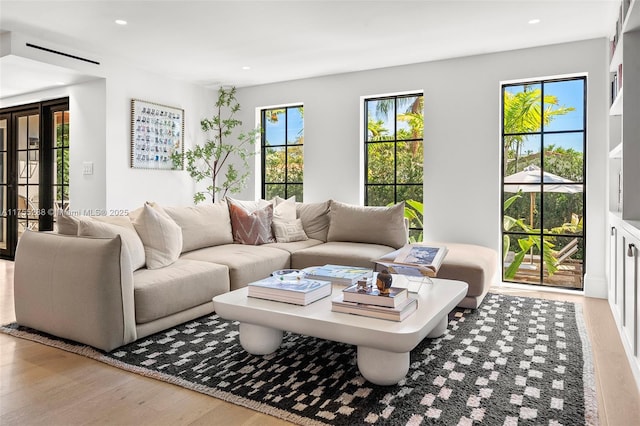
[364,93,423,241]
[501,76,586,290]
[261,106,303,201]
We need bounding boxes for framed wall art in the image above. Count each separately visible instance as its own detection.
[131,99,184,170]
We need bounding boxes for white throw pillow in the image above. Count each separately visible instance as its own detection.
[132,203,182,269]
[273,196,296,222]
[56,214,80,235]
[77,218,146,271]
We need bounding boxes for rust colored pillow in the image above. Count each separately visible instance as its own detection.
[228,200,276,245]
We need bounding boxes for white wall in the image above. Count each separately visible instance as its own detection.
[0,79,108,212]
[235,38,608,297]
[103,65,216,210]
[1,56,217,212]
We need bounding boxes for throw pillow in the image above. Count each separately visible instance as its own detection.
[132,203,183,269]
[225,197,270,213]
[228,199,276,245]
[327,200,407,249]
[273,196,296,222]
[77,218,146,271]
[163,200,234,252]
[272,218,308,243]
[56,213,80,235]
[296,200,330,242]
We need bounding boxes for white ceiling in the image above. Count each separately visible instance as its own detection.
[0,0,619,98]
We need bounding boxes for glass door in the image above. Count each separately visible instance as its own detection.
[0,115,9,257]
[16,110,41,236]
[0,98,69,259]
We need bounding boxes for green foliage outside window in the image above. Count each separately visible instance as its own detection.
[55,121,70,203]
[502,81,585,281]
[366,95,424,239]
[262,106,303,201]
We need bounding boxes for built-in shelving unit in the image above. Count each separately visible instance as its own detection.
[608,0,640,393]
[609,0,640,223]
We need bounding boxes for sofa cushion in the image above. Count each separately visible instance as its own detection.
[296,200,330,242]
[132,203,183,269]
[290,241,396,270]
[163,200,234,252]
[77,218,146,271]
[181,244,290,290]
[376,242,498,309]
[133,259,229,324]
[327,200,407,249]
[265,238,324,254]
[228,199,276,245]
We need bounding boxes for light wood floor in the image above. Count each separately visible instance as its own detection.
[1,260,639,426]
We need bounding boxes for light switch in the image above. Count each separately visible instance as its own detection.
[83,161,94,175]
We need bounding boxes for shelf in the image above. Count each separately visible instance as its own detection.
[610,87,623,115]
[610,143,623,158]
[610,38,623,71]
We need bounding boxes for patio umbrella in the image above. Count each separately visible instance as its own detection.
[504,164,583,228]
[504,164,583,265]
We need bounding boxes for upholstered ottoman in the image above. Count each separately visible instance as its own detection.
[434,243,497,309]
[378,242,498,309]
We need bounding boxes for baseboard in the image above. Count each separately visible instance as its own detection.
[583,274,607,299]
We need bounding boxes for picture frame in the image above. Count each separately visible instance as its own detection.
[131,99,184,170]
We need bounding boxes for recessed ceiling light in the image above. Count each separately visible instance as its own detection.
[242,66,251,70]
[115,19,128,25]
[55,81,66,85]
[528,19,541,24]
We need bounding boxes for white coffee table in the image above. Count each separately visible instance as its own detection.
[212,277,468,385]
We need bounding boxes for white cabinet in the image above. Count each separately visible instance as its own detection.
[609,215,640,388]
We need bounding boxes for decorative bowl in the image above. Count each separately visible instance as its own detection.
[272,269,306,283]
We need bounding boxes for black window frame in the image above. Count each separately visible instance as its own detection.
[501,76,587,290]
[364,93,424,238]
[260,105,304,201]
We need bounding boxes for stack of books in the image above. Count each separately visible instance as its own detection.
[301,264,372,285]
[248,276,332,305]
[331,284,417,321]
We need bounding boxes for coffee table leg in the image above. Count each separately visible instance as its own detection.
[427,315,448,338]
[239,323,283,355]
[357,346,409,386]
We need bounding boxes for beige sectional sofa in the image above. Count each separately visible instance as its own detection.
[13,198,497,352]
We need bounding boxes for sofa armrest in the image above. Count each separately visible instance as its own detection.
[14,231,137,351]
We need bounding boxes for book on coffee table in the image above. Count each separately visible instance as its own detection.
[301,264,372,285]
[375,244,448,277]
[342,284,408,308]
[248,277,332,305]
[331,294,418,322]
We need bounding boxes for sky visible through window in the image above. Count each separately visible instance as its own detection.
[264,107,303,145]
[504,79,585,153]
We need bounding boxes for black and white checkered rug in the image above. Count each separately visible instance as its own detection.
[2,293,598,425]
